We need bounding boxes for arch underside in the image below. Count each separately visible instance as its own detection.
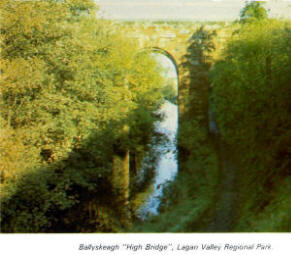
[139,47,179,79]
[137,46,181,109]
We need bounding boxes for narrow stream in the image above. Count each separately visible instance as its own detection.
[138,100,178,219]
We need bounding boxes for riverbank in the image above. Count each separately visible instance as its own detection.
[131,120,219,232]
[137,100,178,219]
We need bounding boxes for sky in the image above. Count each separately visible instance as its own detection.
[96,0,291,21]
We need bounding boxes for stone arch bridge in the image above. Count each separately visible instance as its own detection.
[113,22,225,223]
[121,21,224,117]
[126,22,193,93]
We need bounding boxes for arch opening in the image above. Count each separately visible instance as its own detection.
[140,47,179,105]
[136,47,179,219]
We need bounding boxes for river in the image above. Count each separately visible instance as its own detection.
[138,100,178,219]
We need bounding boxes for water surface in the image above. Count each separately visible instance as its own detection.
[138,100,178,219]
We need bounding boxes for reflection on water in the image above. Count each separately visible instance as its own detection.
[138,100,178,219]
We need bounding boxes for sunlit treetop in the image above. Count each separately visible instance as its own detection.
[240,1,269,24]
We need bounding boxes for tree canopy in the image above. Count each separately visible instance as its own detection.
[240,1,269,23]
[210,18,291,231]
[0,0,165,232]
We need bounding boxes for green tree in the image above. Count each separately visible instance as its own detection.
[240,1,268,23]
[180,26,216,127]
[210,19,291,231]
[0,0,165,232]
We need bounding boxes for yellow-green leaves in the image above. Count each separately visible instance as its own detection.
[1,0,166,232]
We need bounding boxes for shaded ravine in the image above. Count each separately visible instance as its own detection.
[205,110,239,232]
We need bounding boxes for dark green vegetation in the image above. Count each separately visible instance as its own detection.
[133,2,291,232]
[133,26,220,232]
[1,1,290,233]
[211,18,291,231]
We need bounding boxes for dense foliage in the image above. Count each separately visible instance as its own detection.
[133,27,219,232]
[133,15,291,232]
[1,0,290,233]
[0,0,165,232]
[240,1,268,23]
[211,19,291,231]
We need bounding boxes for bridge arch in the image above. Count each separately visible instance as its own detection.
[138,47,179,82]
[137,47,180,107]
